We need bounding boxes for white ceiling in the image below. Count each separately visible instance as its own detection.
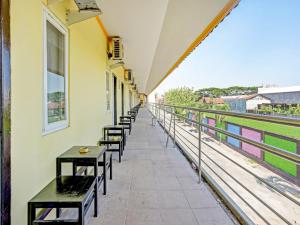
[97,0,230,94]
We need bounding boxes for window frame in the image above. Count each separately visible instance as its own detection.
[43,7,69,135]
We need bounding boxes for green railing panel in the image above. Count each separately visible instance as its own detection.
[216,120,226,141]
[264,134,297,177]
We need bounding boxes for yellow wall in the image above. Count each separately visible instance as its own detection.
[10,1,132,224]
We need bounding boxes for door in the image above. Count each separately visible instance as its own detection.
[0,1,11,224]
[113,75,117,125]
[121,83,124,116]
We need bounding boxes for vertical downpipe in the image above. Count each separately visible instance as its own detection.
[198,111,203,183]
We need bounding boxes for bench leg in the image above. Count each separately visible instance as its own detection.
[94,165,98,217]
[121,142,124,156]
[79,204,85,224]
[123,133,126,146]
[72,162,77,176]
[103,152,107,195]
[110,155,113,180]
[119,144,122,163]
[28,204,35,225]
[56,208,61,218]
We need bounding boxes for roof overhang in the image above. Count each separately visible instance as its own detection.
[97,0,239,95]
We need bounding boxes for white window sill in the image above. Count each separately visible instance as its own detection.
[42,123,69,136]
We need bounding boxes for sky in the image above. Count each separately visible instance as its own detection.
[152,0,300,96]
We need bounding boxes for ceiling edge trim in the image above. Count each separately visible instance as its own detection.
[96,16,109,40]
[147,0,241,94]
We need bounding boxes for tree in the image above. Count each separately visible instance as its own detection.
[295,104,300,115]
[164,87,200,107]
[258,105,273,115]
[196,86,258,98]
[164,87,202,116]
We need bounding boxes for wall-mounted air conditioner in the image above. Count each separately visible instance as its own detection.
[108,37,124,61]
[130,77,135,86]
[124,69,133,82]
[64,0,102,25]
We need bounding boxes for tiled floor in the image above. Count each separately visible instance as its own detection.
[87,108,237,225]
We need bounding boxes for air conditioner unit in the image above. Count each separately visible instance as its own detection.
[65,0,102,25]
[132,84,137,90]
[130,77,135,86]
[124,69,133,82]
[108,37,124,61]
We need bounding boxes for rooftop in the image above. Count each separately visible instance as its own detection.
[258,86,300,94]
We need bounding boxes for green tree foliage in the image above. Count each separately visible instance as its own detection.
[258,104,300,116]
[196,86,258,98]
[258,105,273,114]
[48,92,65,102]
[164,87,200,107]
[164,87,231,118]
[288,104,300,116]
[164,87,203,116]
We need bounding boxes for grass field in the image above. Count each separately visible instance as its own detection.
[204,113,300,177]
[204,113,300,140]
[225,116,300,140]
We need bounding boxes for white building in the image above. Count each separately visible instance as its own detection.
[246,86,300,112]
[246,95,271,111]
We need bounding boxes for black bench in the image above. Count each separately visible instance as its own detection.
[28,176,97,225]
[75,152,113,195]
[99,136,123,163]
[128,110,137,122]
[120,115,134,123]
[56,146,109,195]
[104,125,126,147]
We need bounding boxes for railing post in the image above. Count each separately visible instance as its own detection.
[164,105,166,132]
[198,111,203,183]
[173,107,176,147]
[159,104,161,123]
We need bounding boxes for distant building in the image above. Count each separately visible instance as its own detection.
[245,86,300,112]
[221,95,255,112]
[246,94,270,111]
[200,97,224,105]
[155,93,164,104]
[258,85,300,94]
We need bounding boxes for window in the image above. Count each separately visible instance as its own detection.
[106,71,111,111]
[43,8,68,134]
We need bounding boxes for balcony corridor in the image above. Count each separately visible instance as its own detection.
[88,108,237,225]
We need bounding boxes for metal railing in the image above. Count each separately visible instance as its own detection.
[148,103,300,225]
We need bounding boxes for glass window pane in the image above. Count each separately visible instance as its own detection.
[47,21,66,124]
[47,21,65,76]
